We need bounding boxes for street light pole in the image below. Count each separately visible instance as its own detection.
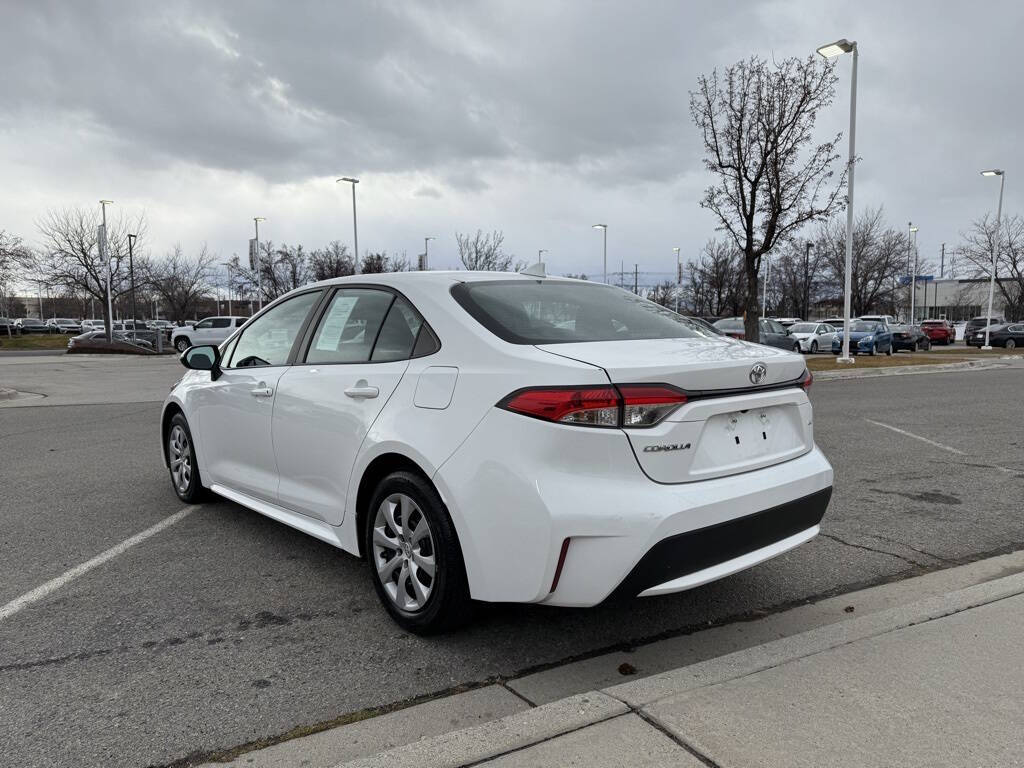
[592,224,607,283]
[804,241,814,320]
[907,223,919,322]
[423,236,436,270]
[100,199,114,341]
[338,177,360,274]
[817,38,857,364]
[538,248,548,265]
[673,247,681,313]
[980,169,1005,350]
[127,233,137,326]
[253,217,265,310]
[762,255,771,317]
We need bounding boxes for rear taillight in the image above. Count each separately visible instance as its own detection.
[499,384,687,428]
[799,368,813,391]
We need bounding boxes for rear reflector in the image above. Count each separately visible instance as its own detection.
[799,369,813,391]
[550,537,571,593]
[498,384,687,428]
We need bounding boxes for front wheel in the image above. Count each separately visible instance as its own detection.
[365,471,471,634]
[1006,339,1016,350]
[810,340,818,354]
[885,343,893,356]
[174,336,191,352]
[166,413,207,503]
[869,344,876,356]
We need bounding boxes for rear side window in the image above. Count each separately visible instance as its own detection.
[371,297,423,362]
[306,289,394,364]
[452,280,707,344]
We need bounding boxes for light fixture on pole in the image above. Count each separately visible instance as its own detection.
[337,177,360,275]
[817,37,857,365]
[253,217,266,310]
[673,247,681,313]
[100,199,114,341]
[422,236,436,271]
[980,169,1005,350]
[538,248,548,264]
[592,224,607,283]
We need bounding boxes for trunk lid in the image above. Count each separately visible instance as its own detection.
[537,337,813,483]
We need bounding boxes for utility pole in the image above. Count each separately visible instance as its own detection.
[338,177,360,275]
[633,264,638,294]
[100,199,114,342]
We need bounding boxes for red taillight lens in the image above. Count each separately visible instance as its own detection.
[501,386,620,426]
[499,384,687,428]
[618,384,688,427]
[799,368,813,391]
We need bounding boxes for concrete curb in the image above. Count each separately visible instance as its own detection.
[815,359,1005,381]
[334,569,1024,767]
[335,692,627,768]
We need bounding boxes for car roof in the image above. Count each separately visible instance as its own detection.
[304,271,584,291]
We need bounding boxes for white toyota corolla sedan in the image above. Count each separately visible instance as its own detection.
[162,271,833,633]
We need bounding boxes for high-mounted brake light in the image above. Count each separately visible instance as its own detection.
[498,384,687,428]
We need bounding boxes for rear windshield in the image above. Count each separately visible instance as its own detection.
[789,323,818,333]
[848,321,878,332]
[713,318,744,331]
[450,280,712,344]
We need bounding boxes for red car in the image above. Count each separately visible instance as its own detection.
[919,319,955,345]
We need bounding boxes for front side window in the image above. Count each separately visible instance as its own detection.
[228,291,321,368]
[210,318,231,329]
[306,289,394,364]
[453,280,709,344]
[195,319,213,329]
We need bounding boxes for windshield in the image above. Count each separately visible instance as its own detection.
[789,323,817,333]
[848,321,878,332]
[450,280,715,344]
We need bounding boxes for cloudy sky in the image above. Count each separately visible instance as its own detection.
[2,0,1020,284]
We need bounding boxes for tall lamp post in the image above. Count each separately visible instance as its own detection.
[337,177,360,275]
[673,247,681,313]
[100,199,114,341]
[253,217,266,310]
[762,255,772,317]
[803,241,814,320]
[980,169,1005,350]
[422,236,436,270]
[817,38,857,364]
[127,233,138,326]
[592,224,607,283]
[907,223,919,322]
[537,248,548,265]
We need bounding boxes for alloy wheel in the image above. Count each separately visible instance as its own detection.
[168,424,192,495]
[372,493,436,612]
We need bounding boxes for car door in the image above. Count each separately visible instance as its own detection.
[193,291,323,503]
[273,288,427,524]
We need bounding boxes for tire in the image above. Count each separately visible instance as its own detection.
[869,343,876,356]
[885,342,892,356]
[1007,339,1016,350]
[922,339,930,351]
[793,342,801,353]
[810,340,818,354]
[364,471,471,635]
[174,336,191,352]
[166,413,208,503]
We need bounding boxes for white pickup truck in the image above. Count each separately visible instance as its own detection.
[171,316,248,352]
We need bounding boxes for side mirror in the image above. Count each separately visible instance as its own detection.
[180,344,221,377]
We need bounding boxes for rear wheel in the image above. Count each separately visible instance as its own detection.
[365,471,471,634]
[885,343,892,356]
[1006,338,1016,350]
[174,336,191,352]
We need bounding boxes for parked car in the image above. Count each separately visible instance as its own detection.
[46,318,82,334]
[774,317,803,328]
[68,330,153,350]
[832,320,893,356]
[150,319,173,334]
[857,314,896,328]
[919,319,955,346]
[963,316,1005,345]
[786,322,839,354]
[170,316,248,352]
[80,319,106,331]
[966,322,1024,349]
[15,318,51,334]
[684,316,725,335]
[890,324,931,352]
[0,317,17,335]
[162,273,832,632]
[713,317,800,351]
[820,317,848,328]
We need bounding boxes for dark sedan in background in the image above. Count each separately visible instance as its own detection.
[713,317,800,351]
[832,320,893,356]
[890,324,931,352]
[966,322,1024,349]
[14,318,51,334]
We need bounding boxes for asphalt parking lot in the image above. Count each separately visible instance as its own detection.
[1,356,1023,768]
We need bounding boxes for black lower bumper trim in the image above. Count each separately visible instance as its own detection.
[608,487,832,601]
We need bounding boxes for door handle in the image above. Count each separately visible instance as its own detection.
[250,385,274,398]
[344,385,379,399]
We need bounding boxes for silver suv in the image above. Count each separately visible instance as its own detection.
[170,316,248,352]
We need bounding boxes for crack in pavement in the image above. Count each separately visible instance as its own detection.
[818,532,931,568]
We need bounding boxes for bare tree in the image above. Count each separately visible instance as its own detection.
[686,240,745,317]
[690,55,845,341]
[309,241,354,281]
[772,239,826,319]
[0,230,31,335]
[146,244,217,323]
[956,213,1024,321]
[35,207,146,335]
[456,230,523,271]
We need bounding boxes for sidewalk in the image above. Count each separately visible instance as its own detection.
[206,554,1024,768]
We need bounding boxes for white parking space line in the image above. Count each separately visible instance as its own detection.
[864,419,1018,474]
[864,419,967,456]
[0,506,198,622]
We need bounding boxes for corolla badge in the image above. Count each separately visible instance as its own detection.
[749,362,768,385]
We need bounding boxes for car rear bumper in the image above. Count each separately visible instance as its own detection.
[435,408,833,607]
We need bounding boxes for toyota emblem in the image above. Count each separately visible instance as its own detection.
[749,363,767,385]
